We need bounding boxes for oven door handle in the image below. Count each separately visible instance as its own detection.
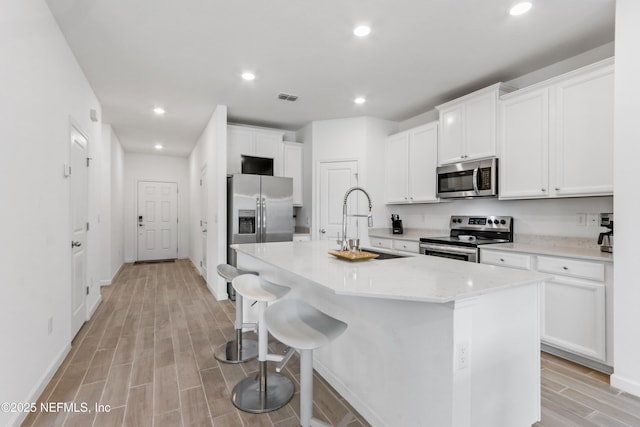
[472,168,479,195]
[419,243,477,255]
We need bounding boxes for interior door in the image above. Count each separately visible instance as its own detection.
[318,160,358,241]
[137,181,178,261]
[70,126,88,338]
[200,167,208,279]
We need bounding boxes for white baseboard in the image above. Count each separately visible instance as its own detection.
[313,358,381,426]
[99,279,111,286]
[10,344,71,427]
[87,294,102,319]
[611,373,640,398]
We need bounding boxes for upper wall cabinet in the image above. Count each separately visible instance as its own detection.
[384,122,439,204]
[227,125,285,176]
[436,83,514,165]
[499,59,614,200]
[282,142,303,206]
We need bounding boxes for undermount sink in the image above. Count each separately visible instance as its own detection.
[361,248,409,260]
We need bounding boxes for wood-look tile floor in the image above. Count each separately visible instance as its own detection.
[22,260,368,427]
[21,260,640,427]
[535,352,640,427]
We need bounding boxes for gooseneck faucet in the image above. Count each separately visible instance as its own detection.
[341,187,373,251]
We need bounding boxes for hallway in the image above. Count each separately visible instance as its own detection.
[22,261,366,427]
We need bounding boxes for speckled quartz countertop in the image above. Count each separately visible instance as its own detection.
[232,240,550,303]
[485,235,614,263]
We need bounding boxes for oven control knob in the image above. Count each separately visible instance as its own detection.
[488,219,493,225]
[500,219,506,225]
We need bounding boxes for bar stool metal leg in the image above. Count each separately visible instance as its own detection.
[231,300,294,413]
[214,292,258,363]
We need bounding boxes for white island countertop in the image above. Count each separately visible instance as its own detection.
[232,240,550,303]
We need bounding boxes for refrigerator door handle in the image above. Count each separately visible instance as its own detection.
[262,197,267,242]
[256,197,262,243]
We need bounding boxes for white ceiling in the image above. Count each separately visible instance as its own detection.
[46,0,615,156]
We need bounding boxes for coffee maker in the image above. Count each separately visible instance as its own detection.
[597,213,613,253]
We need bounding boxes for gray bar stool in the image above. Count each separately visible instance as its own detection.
[231,274,295,413]
[214,264,258,364]
[265,299,348,427]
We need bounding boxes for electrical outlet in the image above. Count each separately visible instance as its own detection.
[587,213,599,227]
[456,341,470,370]
[576,213,587,227]
[48,317,53,335]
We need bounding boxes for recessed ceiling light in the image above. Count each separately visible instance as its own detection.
[154,144,163,150]
[241,72,256,81]
[353,25,371,37]
[509,2,532,16]
[354,97,366,105]
[153,107,166,115]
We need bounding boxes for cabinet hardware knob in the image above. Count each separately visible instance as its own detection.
[541,188,547,192]
[555,187,560,191]
[500,258,505,262]
[562,266,569,270]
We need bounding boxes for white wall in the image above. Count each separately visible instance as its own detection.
[310,117,398,243]
[189,106,228,299]
[108,126,125,278]
[123,153,190,262]
[612,0,640,397]
[0,1,106,425]
[295,123,313,229]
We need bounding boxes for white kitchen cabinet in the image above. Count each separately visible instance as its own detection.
[542,276,606,361]
[499,88,550,199]
[384,122,439,204]
[481,248,611,367]
[392,239,419,254]
[283,142,303,206]
[436,83,513,165]
[369,237,392,249]
[498,58,614,200]
[227,125,284,175]
[554,64,614,196]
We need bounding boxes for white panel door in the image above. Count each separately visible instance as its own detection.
[137,181,178,261]
[318,160,358,241]
[200,167,208,279]
[70,126,88,338]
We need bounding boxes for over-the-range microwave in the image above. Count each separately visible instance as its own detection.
[436,158,498,199]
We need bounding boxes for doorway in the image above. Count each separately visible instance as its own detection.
[200,166,208,280]
[317,160,359,241]
[137,181,179,261]
[70,125,89,338]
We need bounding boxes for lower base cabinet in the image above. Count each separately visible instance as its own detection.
[481,249,611,367]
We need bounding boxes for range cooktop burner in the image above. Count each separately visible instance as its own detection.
[419,215,514,247]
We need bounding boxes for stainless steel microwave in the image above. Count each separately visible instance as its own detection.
[436,158,498,199]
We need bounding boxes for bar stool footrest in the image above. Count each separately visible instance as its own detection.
[214,337,258,364]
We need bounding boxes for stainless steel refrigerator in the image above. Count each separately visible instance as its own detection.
[227,174,293,269]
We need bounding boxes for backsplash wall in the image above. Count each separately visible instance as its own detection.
[385,196,613,239]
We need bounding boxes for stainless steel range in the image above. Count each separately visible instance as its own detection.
[419,215,513,263]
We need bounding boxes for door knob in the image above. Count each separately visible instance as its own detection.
[319,228,326,234]
[71,241,82,248]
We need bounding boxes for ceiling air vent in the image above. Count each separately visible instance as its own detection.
[277,92,299,102]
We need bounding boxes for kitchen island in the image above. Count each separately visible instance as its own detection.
[232,240,550,427]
